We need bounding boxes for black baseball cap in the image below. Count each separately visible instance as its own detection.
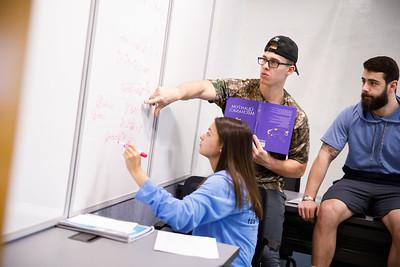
[264,35,299,75]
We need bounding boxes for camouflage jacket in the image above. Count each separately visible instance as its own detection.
[210,78,310,191]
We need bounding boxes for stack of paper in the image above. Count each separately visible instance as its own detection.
[58,214,154,243]
[154,231,219,259]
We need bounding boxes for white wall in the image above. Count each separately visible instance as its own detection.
[5,0,91,239]
[193,0,400,196]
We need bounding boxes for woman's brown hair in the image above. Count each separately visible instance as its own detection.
[214,117,263,219]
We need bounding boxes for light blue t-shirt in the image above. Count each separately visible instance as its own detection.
[136,170,259,267]
[322,97,400,174]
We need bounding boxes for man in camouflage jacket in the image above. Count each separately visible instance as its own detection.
[146,35,310,267]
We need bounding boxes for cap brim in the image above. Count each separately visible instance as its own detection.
[294,64,299,75]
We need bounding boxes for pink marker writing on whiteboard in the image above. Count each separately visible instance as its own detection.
[117,140,148,158]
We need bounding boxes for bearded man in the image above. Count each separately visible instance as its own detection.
[298,56,400,267]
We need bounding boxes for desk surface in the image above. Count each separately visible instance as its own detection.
[2,227,239,267]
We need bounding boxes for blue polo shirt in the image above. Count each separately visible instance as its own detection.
[322,97,400,175]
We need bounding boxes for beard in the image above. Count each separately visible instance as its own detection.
[361,87,389,112]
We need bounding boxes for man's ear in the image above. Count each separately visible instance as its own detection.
[287,65,296,75]
[389,80,398,94]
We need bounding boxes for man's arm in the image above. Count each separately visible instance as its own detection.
[145,80,217,116]
[252,110,310,178]
[297,143,339,221]
[252,135,306,178]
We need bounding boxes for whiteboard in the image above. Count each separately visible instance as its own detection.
[4,0,91,240]
[150,0,215,185]
[70,0,170,214]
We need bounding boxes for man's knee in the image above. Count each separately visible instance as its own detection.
[317,199,351,228]
[383,209,400,243]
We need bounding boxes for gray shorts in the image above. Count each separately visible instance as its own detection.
[261,188,286,250]
[322,178,400,218]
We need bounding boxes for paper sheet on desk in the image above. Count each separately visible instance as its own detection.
[154,231,219,259]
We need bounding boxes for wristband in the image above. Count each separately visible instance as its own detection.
[302,195,314,201]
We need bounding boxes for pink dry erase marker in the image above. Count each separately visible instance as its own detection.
[117,141,148,158]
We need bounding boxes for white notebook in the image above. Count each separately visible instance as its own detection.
[58,214,154,243]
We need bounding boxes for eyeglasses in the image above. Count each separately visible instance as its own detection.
[257,57,292,68]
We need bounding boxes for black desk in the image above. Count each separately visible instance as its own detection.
[282,190,391,267]
[2,227,239,267]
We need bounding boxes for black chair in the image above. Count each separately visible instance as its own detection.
[154,176,206,231]
[282,177,300,193]
[175,175,206,199]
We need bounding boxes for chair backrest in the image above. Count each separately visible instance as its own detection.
[176,176,206,199]
[283,177,300,192]
[155,176,206,231]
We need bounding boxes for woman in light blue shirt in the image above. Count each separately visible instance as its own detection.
[124,117,262,267]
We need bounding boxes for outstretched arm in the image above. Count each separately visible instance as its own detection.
[297,143,339,221]
[145,80,217,116]
[135,174,238,233]
[124,145,238,233]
